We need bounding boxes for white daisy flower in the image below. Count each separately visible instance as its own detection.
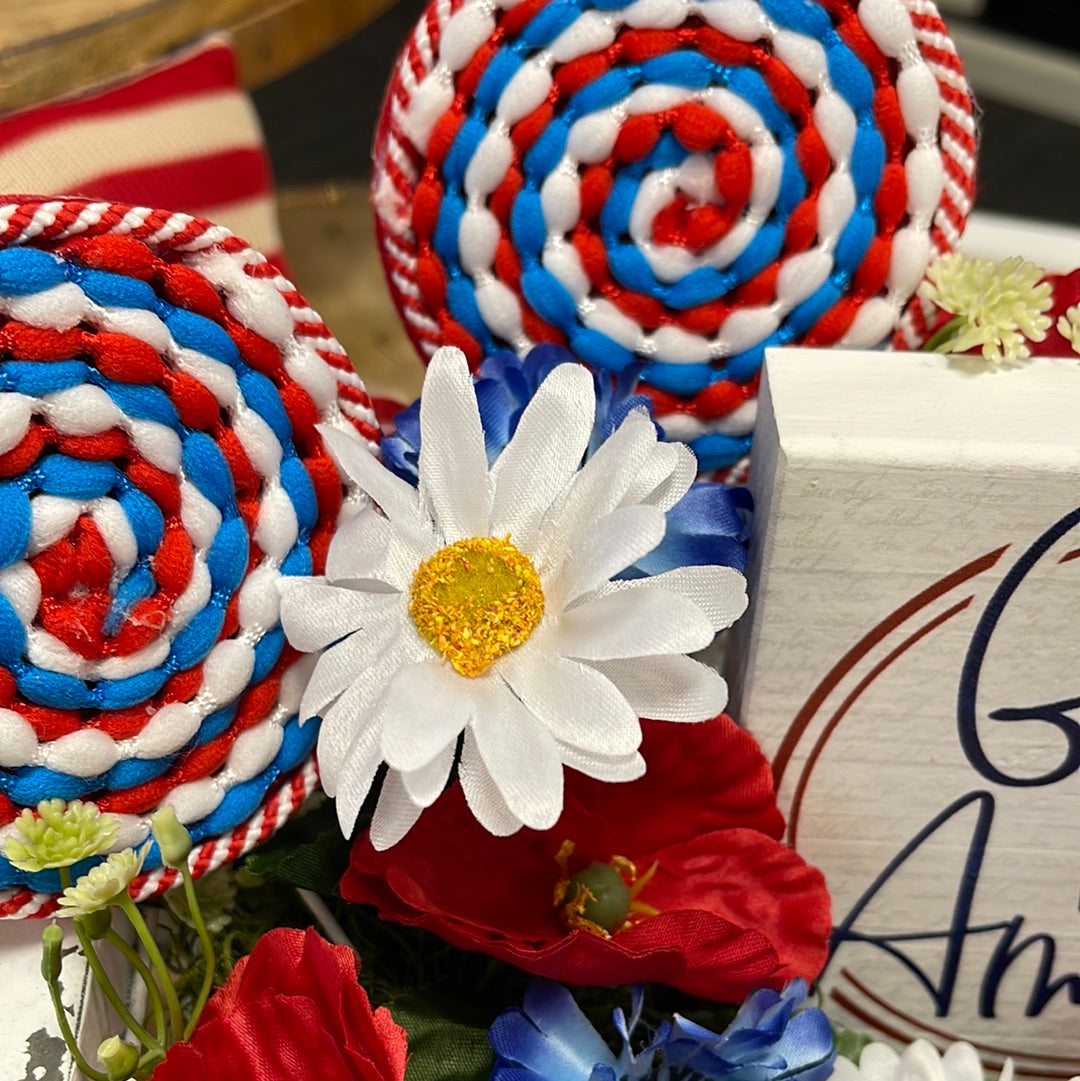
[281,348,746,849]
[831,1039,1014,1081]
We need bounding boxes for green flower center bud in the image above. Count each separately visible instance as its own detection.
[567,861,631,933]
[97,1036,140,1081]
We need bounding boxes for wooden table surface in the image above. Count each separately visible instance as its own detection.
[0,0,394,114]
[279,182,427,408]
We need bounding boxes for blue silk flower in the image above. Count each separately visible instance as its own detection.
[489,980,837,1081]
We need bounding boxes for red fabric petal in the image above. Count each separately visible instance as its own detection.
[341,717,830,1003]
[151,928,407,1081]
[572,716,788,847]
[1031,269,1080,357]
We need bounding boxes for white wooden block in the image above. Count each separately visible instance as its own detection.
[1,919,139,1081]
[729,348,1080,1075]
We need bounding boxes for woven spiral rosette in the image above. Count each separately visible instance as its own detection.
[0,196,378,918]
[373,0,976,474]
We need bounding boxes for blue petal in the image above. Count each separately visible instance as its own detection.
[489,984,618,1081]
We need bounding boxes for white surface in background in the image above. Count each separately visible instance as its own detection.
[961,209,1080,272]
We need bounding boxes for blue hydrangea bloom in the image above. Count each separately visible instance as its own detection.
[381,346,751,575]
[490,981,836,1081]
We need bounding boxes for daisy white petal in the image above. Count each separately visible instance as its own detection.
[315,615,427,794]
[498,652,640,756]
[380,661,474,772]
[300,612,403,724]
[401,742,457,808]
[558,742,646,783]
[370,771,426,851]
[418,348,490,541]
[318,676,385,798]
[459,731,524,836]
[556,504,666,607]
[325,507,391,580]
[471,682,563,830]
[831,1062,863,1081]
[556,587,716,660]
[590,655,728,721]
[857,1043,902,1081]
[325,507,434,587]
[897,1041,950,1081]
[622,439,696,512]
[333,715,386,836]
[597,564,748,631]
[318,424,424,531]
[489,363,594,548]
[280,581,397,653]
[532,409,659,570]
[940,1044,986,1081]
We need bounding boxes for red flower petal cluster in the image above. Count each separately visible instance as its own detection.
[152,927,407,1081]
[342,716,830,1003]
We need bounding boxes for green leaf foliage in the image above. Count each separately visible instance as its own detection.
[243,797,350,894]
[389,990,495,1081]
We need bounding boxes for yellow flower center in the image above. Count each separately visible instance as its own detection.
[408,536,545,677]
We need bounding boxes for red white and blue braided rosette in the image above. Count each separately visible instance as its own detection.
[0,196,379,918]
[373,0,976,475]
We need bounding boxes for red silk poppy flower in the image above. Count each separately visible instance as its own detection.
[341,716,830,1003]
[152,927,407,1081]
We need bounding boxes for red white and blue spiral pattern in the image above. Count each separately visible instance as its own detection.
[0,197,378,917]
[374,0,976,474]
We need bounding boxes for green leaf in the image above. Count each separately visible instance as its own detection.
[241,798,351,894]
[244,828,349,894]
[833,1026,874,1063]
[389,989,495,1081]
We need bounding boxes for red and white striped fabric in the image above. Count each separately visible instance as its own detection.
[0,37,285,270]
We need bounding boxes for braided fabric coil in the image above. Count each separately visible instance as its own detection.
[373,0,976,473]
[0,196,377,917]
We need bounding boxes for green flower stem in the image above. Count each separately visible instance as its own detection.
[105,929,167,1048]
[72,918,161,1054]
[179,864,216,1039]
[116,894,185,1045]
[134,1047,167,1080]
[45,973,109,1081]
[922,314,967,353]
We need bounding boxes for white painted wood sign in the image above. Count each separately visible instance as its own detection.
[729,348,1080,1077]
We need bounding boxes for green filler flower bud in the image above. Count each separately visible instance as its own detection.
[41,924,63,983]
[150,806,192,869]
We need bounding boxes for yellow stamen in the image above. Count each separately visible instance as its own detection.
[409,535,544,677]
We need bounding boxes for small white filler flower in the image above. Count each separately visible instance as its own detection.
[281,348,746,848]
[921,253,1052,363]
[57,847,148,918]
